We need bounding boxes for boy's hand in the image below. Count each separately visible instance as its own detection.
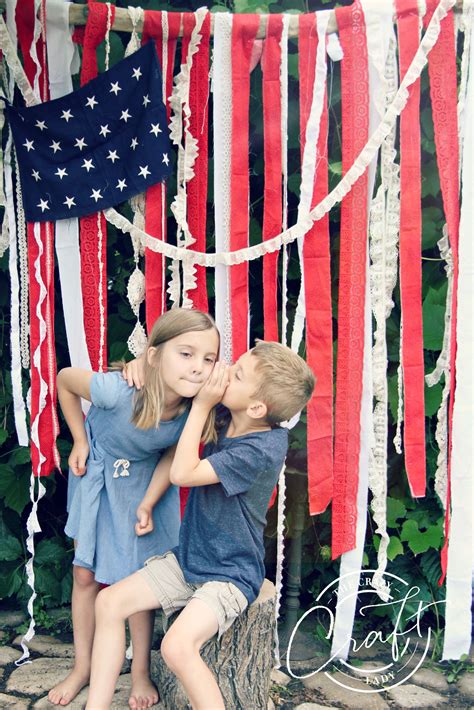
[69,440,89,476]
[135,504,154,536]
[122,354,146,389]
[193,361,230,410]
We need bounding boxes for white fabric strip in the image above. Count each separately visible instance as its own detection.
[273,14,289,668]
[330,0,391,661]
[280,14,290,345]
[290,10,330,356]
[212,13,233,362]
[16,221,49,665]
[442,5,473,660]
[45,0,91,386]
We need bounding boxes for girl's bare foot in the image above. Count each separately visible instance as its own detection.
[128,673,159,709]
[48,668,90,706]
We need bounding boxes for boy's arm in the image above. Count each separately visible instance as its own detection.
[57,368,93,475]
[169,362,229,488]
[135,446,176,536]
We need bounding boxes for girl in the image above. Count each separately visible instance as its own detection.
[48,309,219,709]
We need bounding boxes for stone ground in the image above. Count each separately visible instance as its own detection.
[0,609,473,709]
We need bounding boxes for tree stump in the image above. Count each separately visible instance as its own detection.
[152,579,276,710]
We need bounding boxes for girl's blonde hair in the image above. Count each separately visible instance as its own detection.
[127,309,218,443]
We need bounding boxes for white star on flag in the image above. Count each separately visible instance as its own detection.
[150,123,162,137]
[120,109,132,122]
[61,109,73,122]
[82,158,95,172]
[130,137,139,150]
[74,137,87,151]
[143,94,151,107]
[32,169,41,181]
[132,67,142,80]
[86,96,98,109]
[50,140,61,153]
[138,165,151,178]
[99,124,111,137]
[23,139,34,152]
[107,150,120,163]
[110,82,122,95]
[55,167,68,180]
[35,120,47,131]
[37,198,49,212]
[64,196,76,209]
[90,188,103,202]
[116,179,127,191]
[162,153,169,166]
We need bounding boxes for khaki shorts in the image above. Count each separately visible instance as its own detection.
[139,551,249,638]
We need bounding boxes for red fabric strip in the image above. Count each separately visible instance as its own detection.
[142,12,181,329]
[261,15,282,342]
[19,3,59,475]
[299,14,334,516]
[229,15,261,360]
[185,12,210,313]
[76,2,115,371]
[396,0,426,498]
[423,3,460,585]
[331,3,369,559]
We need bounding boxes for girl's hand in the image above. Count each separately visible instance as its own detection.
[135,504,154,536]
[122,354,146,389]
[193,361,230,410]
[69,440,89,476]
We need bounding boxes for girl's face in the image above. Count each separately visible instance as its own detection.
[154,328,220,400]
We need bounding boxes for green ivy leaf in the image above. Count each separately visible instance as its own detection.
[423,287,447,351]
[35,538,69,567]
[424,382,443,417]
[386,497,407,528]
[0,428,8,446]
[400,519,443,555]
[0,534,23,562]
[0,465,32,515]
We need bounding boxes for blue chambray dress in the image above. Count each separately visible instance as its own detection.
[65,371,188,585]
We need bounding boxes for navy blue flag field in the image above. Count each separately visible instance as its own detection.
[6,41,172,223]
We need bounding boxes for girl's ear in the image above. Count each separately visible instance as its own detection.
[146,346,158,367]
[247,401,267,420]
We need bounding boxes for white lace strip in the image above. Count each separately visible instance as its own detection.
[160,13,169,314]
[16,221,48,665]
[424,231,453,509]
[6,132,28,446]
[273,15,289,669]
[367,26,400,598]
[212,13,233,362]
[14,151,30,370]
[0,15,43,106]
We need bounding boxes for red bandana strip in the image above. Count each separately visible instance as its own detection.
[75,1,115,371]
[423,2,460,584]
[299,13,334,516]
[142,11,181,328]
[395,0,426,498]
[184,11,210,313]
[229,15,260,360]
[332,2,370,559]
[261,15,282,342]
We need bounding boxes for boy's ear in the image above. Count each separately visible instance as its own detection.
[247,401,267,420]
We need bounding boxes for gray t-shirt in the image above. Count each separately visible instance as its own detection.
[173,423,289,604]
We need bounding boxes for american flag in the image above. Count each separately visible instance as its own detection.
[6,41,172,222]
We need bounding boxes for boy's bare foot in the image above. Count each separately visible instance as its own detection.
[48,668,90,706]
[128,674,159,709]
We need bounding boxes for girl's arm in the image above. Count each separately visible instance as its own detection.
[135,445,176,536]
[170,362,229,488]
[57,368,93,476]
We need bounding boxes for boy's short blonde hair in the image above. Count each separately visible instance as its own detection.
[250,340,315,425]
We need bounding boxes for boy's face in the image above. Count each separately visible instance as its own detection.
[221,350,263,414]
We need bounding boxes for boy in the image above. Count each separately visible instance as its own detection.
[85,342,315,709]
